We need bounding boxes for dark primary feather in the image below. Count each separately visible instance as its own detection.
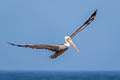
[8,42,59,51]
[70,9,97,39]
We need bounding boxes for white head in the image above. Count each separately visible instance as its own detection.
[64,36,79,52]
[64,36,71,47]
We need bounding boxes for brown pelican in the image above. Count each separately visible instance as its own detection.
[8,9,97,59]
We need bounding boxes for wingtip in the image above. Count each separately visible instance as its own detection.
[95,9,98,12]
[90,9,98,18]
[8,42,16,46]
[94,9,98,15]
[93,9,97,15]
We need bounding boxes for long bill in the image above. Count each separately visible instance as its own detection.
[67,39,79,52]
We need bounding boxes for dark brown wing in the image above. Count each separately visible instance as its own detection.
[70,9,97,39]
[8,42,59,51]
[50,48,68,59]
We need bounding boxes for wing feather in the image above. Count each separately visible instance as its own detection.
[8,42,59,51]
[70,9,97,39]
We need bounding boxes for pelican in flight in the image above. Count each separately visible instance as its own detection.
[9,10,97,59]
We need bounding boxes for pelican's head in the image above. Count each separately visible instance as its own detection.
[64,36,79,52]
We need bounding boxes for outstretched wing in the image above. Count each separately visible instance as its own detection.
[8,42,59,51]
[50,48,68,59]
[70,9,97,39]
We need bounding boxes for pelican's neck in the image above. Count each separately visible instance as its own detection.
[64,36,71,47]
[64,41,70,47]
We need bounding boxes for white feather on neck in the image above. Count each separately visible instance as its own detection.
[64,42,70,47]
[64,36,71,47]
